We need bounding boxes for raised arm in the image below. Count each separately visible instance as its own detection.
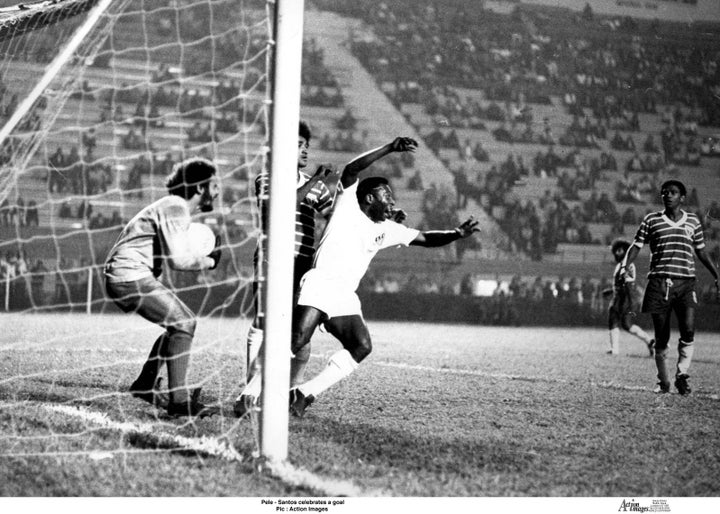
[341,137,417,189]
[410,217,480,248]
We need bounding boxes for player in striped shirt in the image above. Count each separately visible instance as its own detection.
[621,180,719,395]
[234,122,412,417]
[235,137,480,418]
[602,239,655,356]
[242,122,333,392]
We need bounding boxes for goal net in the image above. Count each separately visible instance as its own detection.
[0,0,287,482]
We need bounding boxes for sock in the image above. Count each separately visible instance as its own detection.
[299,349,359,398]
[163,330,193,404]
[676,339,694,376]
[609,328,620,354]
[245,326,263,382]
[239,372,262,399]
[131,333,166,390]
[628,325,653,345]
[655,346,670,385]
[290,343,311,388]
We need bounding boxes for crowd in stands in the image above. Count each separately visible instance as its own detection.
[0,197,39,227]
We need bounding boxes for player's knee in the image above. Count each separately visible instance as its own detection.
[653,337,670,351]
[291,327,312,355]
[620,318,633,331]
[170,317,196,337]
[349,336,372,363]
[293,343,311,363]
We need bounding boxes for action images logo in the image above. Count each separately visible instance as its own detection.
[618,499,671,512]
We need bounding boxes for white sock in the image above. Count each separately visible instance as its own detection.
[246,326,263,382]
[237,371,262,399]
[677,339,694,376]
[609,328,620,354]
[299,349,359,398]
[628,325,652,345]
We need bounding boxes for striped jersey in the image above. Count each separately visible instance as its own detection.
[613,261,636,296]
[632,210,705,278]
[255,170,334,259]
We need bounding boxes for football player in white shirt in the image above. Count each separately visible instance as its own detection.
[235,138,479,417]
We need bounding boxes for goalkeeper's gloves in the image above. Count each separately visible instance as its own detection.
[208,235,222,269]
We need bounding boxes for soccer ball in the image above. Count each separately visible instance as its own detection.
[187,222,216,257]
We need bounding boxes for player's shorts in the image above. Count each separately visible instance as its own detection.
[253,251,314,318]
[641,276,697,314]
[105,275,196,334]
[296,269,362,319]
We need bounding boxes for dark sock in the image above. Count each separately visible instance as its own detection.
[131,333,167,391]
[163,330,193,404]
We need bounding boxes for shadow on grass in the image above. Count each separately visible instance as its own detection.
[290,415,537,476]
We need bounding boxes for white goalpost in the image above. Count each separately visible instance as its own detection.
[0,0,114,152]
[260,0,305,463]
[0,0,304,470]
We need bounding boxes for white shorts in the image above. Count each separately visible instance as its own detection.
[296,269,362,318]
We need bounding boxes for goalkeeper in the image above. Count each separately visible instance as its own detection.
[235,138,480,418]
[104,157,221,417]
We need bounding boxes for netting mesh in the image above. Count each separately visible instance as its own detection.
[0,0,269,317]
[0,0,273,465]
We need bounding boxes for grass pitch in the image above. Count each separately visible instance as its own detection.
[1,313,720,497]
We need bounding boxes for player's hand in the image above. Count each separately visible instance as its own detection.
[455,216,480,238]
[390,208,407,224]
[312,164,336,180]
[390,137,418,153]
[208,234,222,269]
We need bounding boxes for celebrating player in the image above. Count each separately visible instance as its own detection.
[602,239,655,356]
[621,179,720,395]
[235,137,480,417]
[104,157,222,417]
[234,126,420,417]
[239,121,334,403]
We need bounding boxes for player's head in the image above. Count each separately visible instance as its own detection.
[358,177,395,223]
[298,120,311,170]
[610,239,631,262]
[166,157,219,212]
[659,179,686,210]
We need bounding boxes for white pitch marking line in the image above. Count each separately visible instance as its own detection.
[374,361,720,400]
[47,404,245,462]
[0,402,379,497]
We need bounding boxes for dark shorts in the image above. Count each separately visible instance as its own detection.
[105,275,195,334]
[253,252,314,320]
[641,276,697,314]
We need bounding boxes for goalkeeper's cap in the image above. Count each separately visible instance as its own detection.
[166,157,216,199]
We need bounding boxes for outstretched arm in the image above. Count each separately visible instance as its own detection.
[410,217,480,248]
[695,247,720,302]
[341,137,417,189]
